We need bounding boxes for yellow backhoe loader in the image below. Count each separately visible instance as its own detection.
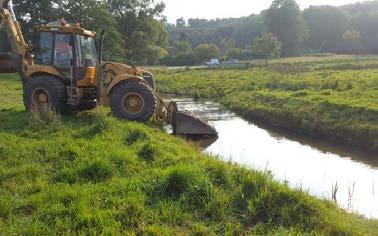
[0,0,217,139]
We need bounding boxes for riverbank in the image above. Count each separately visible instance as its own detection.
[155,57,378,153]
[167,96,378,218]
[1,74,377,234]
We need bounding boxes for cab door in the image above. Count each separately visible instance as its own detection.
[74,35,98,87]
[34,31,75,84]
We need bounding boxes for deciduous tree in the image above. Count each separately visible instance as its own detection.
[109,0,168,64]
[194,44,220,61]
[264,0,308,56]
[253,32,281,65]
[303,6,348,52]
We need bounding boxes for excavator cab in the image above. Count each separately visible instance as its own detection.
[0,0,218,143]
[31,22,98,87]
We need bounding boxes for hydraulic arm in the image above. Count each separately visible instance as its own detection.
[0,0,31,75]
[0,0,27,56]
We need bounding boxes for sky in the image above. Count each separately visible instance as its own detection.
[163,0,363,23]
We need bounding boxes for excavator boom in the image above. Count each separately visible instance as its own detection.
[0,0,30,74]
[0,0,27,55]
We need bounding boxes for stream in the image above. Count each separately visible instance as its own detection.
[164,96,378,219]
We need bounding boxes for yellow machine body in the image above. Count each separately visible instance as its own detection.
[0,0,218,140]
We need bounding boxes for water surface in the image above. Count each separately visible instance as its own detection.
[166,96,378,219]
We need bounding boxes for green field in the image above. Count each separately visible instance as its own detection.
[156,56,378,153]
[0,73,377,234]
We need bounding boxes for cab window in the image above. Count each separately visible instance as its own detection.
[37,32,53,65]
[54,34,73,69]
[76,35,98,67]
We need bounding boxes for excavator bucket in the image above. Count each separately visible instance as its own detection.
[167,102,218,147]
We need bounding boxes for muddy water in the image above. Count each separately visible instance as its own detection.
[165,96,378,219]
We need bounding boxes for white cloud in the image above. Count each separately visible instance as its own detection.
[163,0,362,23]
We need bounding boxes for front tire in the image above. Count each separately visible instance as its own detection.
[110,81,156,122]
[23,76,67,113]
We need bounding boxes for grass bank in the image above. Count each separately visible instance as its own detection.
[155,56,378,153]
[0,74,376,234]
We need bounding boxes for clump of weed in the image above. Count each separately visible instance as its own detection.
[140,225,172,235]
[0,146,6,159]
[185,179,214,209]
[54,167,78,184]
[247,186,323,233]
[58,149,78,162]
[0,196,12,219]
[90,109,114,135]
[345,82,353,90]
[78,160,113,183]
[29,106,62,131]
[225,222,243,236]
[158,202,186,225]
[292,91,308,97]
[159,165,201,199]
[205,160,231,187]
[138,142,159,162]
[321,90,331,96]
[231,171,270,212]
[190,222,215,235]
[320,80,339,90]
[56,159,114,184]
[124,129,149,146]
[115,192,146,229]
[157,165,215,210]
[193,91,201,101]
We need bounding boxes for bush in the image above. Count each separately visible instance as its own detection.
[29,106,62,132]
[194,44,220,61]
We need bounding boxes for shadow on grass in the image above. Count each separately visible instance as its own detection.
[0,108,106,139]
[0,109,30,133]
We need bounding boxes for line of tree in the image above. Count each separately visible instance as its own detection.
[166,0,378,65]
[2,0,378,66]
[2,0,168,65]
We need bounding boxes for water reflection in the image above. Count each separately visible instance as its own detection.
[165,96,378,219]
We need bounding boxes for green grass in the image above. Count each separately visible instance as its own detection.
[155,56,378,152]
[0,73,376,235]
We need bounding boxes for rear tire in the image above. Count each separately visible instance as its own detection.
[23,76,67,113]
[110,81,156,122]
